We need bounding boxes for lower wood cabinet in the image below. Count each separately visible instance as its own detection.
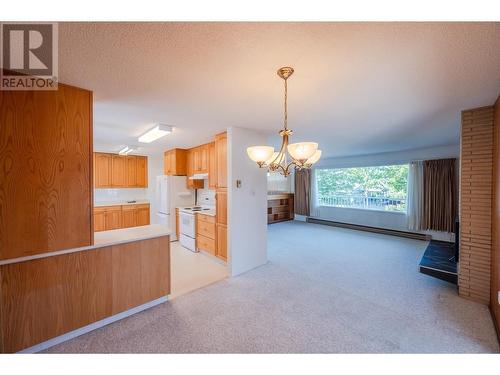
[93,204,150,232]
[196,214,216,256]
[216,224,227,261]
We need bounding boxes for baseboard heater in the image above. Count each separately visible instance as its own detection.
[306,217,431,241]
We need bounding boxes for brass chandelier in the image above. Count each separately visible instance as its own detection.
[247,67,321,177]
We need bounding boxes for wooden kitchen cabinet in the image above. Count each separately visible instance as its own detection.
[127,156,138,187]
[208,142,217,189]
[93,204,150,232]
[136,156,148,187]
[187,178,204,189]
[215,132,227,188]
[121,205,137,228]
[186,149,194,177]
[94,153,148,188]
[215,187,228,261]
[196,214,216,255]
[136,204,150,226]
[164,148,187,176]
[111,155,127,187]
[216,188,227,225]
[93,208,106,232]
[94,153,112,188]
[216,224,227,260]
[105,206,122,230]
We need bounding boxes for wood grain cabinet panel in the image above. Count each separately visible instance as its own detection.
[208,142,217,189]
[164,149,187,176]
[216,188,227,225]
[94,153,147,188]
[93,208,106,232]
[93,204,149,232]
[216,224,227,261]
[0,85,93,260]
[136,156,148,187]
[136,204,150,226]
[105,207,122,230]
[0,236,170,353]
[215,132,227,188]
[126,156,138,187]
[197,218,216,240]
[186,149,194,177]
[121,205,137,228]
[199,144,208,173]
[197,235,215,255]
[94,153,112,188]
[111,155,127,187]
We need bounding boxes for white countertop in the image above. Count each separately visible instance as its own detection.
[94,224,171,247]
[94,200,150,207]
[0,224,171,266]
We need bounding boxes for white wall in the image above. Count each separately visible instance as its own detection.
[312,144,460,241]
[228,127,268,276]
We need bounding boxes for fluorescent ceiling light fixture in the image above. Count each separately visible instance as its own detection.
[118,146,137,155]
[118,146,130,155]
[138,124,173,143]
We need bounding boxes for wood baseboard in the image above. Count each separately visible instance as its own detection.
[306,217,431,241]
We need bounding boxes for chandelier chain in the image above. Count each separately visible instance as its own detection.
[284,78,288,130]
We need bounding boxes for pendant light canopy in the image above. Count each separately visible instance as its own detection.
[247,67,321,176]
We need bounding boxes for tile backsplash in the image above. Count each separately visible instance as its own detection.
[94,188,149,204]
[197,187,215,207]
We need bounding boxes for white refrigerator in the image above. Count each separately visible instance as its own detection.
[156,175,194,241]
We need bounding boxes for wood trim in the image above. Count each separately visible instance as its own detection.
[89,91,94,245]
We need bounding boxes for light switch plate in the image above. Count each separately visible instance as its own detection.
[498,291,500,305]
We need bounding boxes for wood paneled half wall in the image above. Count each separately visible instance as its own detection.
[0,236,170,353]
[0,85,93,260]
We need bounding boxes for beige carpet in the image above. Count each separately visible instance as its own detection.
[45,221,499,353]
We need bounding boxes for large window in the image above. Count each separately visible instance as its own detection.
[316,164,409,212]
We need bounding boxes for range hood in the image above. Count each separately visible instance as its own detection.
[189,173,208,180]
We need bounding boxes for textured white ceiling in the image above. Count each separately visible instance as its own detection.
[58,22,500,157]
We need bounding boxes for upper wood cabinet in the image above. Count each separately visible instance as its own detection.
[0,84,93,260]
[208,142,217,189]
[164,148,187,176]
[94,153,148,188]
[189,144,209,175]
[136,156,148,187]
[215,132,228,188]
[94,153,112,188]
[126,156,137,187]
[111,155,127,187]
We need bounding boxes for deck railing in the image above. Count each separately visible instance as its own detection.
[318,194,406,212]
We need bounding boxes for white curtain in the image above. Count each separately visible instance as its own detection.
[407,160,424,231]
[309,168,320,217]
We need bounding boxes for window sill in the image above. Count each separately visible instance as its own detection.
[317,205,407,215]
